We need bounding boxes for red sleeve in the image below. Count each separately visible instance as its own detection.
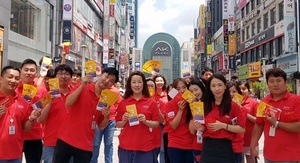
[232,102,246,128]
[115,100,126,122]
[150,99,160,121]
[164,100,177,123]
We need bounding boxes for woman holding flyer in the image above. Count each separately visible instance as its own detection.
[200,73,246,163]
[238,80,258,163]
[164,78,194,163]
[187,79,206,163]
[116,71,160,163]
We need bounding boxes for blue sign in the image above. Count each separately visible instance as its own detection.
[275,53,298,73]
[62,20,72,42]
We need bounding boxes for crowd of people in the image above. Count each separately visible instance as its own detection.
[0,55,299,163]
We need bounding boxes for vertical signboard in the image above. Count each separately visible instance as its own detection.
[62,0,73,42]
[103,36,109,64]
[284,0,296,53]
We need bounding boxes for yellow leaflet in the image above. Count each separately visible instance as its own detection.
[142,60,162,74]
[190,102,204,116]
[232,93,244,105]
[22,84,38,100]
[99,89,119,106]
[256,101,274,117]
[126,104,138,117]
[182,90,196,103]
[49,78,60,91]
[148,88,155,97]
[42,57,52,67]
[85,60,96,74]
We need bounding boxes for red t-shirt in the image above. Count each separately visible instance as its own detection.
[154,91,168,104]
[109,86,122,120]
[152,100,163,148]
[256,92,300,161]
[192,132,203,151]
[202,102,246,140]
[16,83,48,140]
[0,92,29,160]
[241,96,258,147]
[165,99,193,150]
[57,83,105,151]
[231,108,247,153]
[43,90,71,146]
[116,96,160,151]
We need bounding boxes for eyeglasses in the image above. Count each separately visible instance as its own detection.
[57,73,71,77]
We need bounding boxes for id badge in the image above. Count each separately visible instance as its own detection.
[91,121,96,130]
[9,125,16,135]
[269,126,276,137]
[196,131,202,143]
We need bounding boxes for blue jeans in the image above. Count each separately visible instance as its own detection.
[91,120,116,163]
[42,146,54,163]
[0,159,22,163]
[168,147,194,163]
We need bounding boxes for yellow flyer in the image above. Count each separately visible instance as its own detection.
[85,60,97,82]
[232,93,244,105]
[256,101,274,117]
[126,104,139,126]
[49,78,61,98]
[190,102,205,123]
[22,84,38,101]
[32,94,52,110]
[182,90,196,103]
[148,88,155,97]
[96,89,119,110]
[41,57,52,70]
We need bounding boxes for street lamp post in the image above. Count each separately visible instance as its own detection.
[261,58,267,83]
[81,45,87,78]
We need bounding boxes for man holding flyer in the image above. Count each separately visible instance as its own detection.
[0,66,42,162]
[53,67,119,163]
[250,68,300,162]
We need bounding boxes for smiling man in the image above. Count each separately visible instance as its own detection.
[52,67,119,163]
[250,68,300,163]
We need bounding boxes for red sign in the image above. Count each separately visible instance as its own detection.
[110,5,114,17]
[219,54,224,71]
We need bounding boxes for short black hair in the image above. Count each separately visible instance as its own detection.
[1,66,20,77]
[266,68,287,82]
[102,67,119,83]
[72,69,82,77]
[46,69,55,78]
[20,59,37,69]
[54,64,73,77]
[39,56,51,66]
[201,67,214,76]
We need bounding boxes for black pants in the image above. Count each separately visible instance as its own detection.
[23,139,43,163]
[163,133,171,163]
[53,139,92,163]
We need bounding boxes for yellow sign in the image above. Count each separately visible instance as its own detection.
[200,5,205,28]
[207,45,212,55]
[228,33,236,56]
[248,62,261,78]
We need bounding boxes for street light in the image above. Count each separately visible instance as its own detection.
[81,45,87,78]
[261,57,267,83]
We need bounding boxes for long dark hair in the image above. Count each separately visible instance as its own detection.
[189,78,207,101]
[203,73,232,116]
[123,71,150,99]
[227,81,242,95]
[172,78,191,123]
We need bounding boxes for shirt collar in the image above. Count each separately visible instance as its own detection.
[265,91,289,102]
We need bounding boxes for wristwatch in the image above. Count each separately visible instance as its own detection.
[274,120,279,128]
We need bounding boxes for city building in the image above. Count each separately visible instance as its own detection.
[3,0,56,68]
[181,39,195,78]
[142,33,181,84]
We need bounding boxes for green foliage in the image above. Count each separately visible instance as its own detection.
[253,81,268,98]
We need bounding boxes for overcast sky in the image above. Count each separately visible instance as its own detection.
[137,0,205,48]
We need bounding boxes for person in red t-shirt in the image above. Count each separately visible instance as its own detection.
[52,67,119,163]
[37,64,74,163]
[0,66,42,162]
[69,69,82,90]
[228,81,247,163]
[250,68,300,162]
[165,78,194,163]
[238,80,258,163]
[16,59,48,163]
[116,71,160,163]
[146,78,165,161]
[188,79,206,163]
[200,73,246,163]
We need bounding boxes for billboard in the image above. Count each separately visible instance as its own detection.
[151,42,172,56]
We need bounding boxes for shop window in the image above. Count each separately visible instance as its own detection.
[10,0,39,39]
[251,22,255,37]
[263,13,268,30]
[278,2,284,21]
[270,7,276,26]
[256,0,261,5]
[257,18,261,34]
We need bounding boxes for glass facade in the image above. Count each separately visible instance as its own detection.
[142,33,181,84]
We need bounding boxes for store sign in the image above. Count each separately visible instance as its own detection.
[248,62,261,78]
[229,55,236,70]
[275,53,297,73]
[151,42,172,56]
[284,16,296,53]
[238,64,249,80]
[62,20,72,42]
[223,0,228,19]
[103,38,109,64]
[130,16,134,39]
[274,20,284,36]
